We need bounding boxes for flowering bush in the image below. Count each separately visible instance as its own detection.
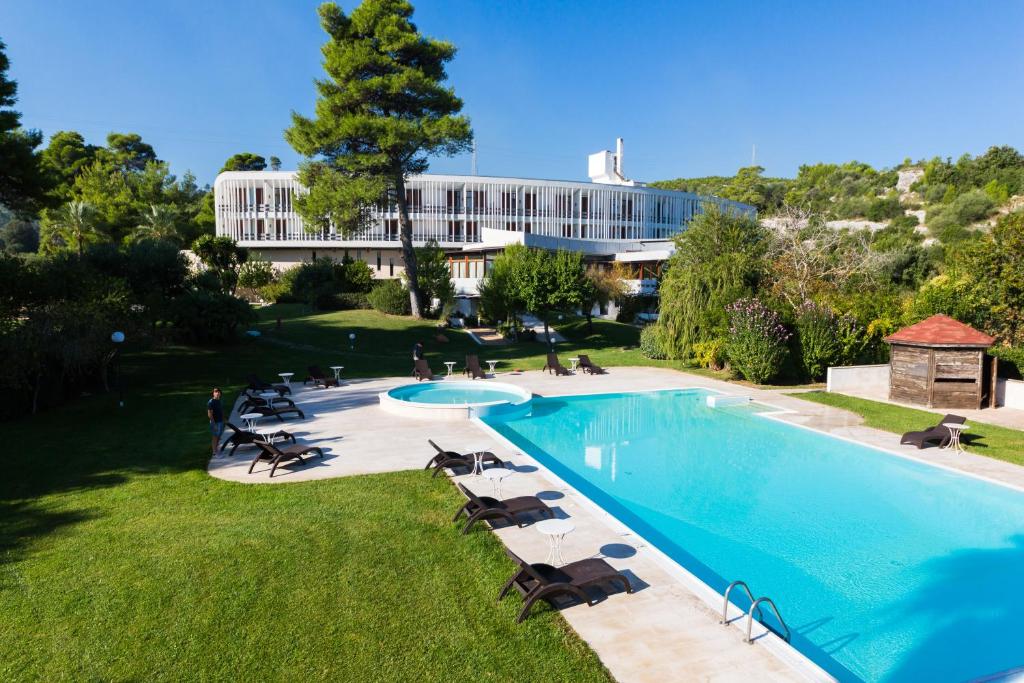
[725,298,790,384]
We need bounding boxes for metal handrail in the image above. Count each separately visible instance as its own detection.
[721,580,762,624]
[746,596,791,644]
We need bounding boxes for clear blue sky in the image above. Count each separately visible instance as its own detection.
[3,0,1023,187]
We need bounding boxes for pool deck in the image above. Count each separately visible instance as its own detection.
[208,366,1024,682]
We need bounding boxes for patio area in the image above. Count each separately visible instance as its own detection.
[209,366,1024,683]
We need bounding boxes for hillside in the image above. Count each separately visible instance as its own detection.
[652,145,1024,245]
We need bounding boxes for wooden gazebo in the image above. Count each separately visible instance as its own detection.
[885,314,995,409]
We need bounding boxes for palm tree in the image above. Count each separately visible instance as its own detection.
[133,204,179,243]
[50,201,98,258]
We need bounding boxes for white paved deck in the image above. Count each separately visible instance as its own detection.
[208,367,1024,682]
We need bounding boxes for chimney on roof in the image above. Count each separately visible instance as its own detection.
[615,137,624,177]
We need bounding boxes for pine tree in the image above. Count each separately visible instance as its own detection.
[285,1,472,317]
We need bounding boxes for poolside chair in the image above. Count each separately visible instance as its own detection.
[247,374,290,396]
[464,354,487,380]
[237,403,306,422]
[305,365,338,388]
[578,355,605,375]
[900,414,966,449]
[220,422,296,457]
[424,439,504,477]
[542,352,572,376]
[413,358,434,381]
[499,549,633,623]
[453,483,554,535]
[241,390,297,410]
[249,440,323,477]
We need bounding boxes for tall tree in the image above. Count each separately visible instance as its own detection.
[0,38,49,214]
[45,201,99,257]
[285,0,472,318]
[269,156,282,171]
[40,130,99,201]
[221,153,267,172]
[102,132,158,173]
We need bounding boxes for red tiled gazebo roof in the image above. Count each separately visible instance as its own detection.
[884,314,995,348]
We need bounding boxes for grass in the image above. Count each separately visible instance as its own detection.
[1,314,614,681]
[790,391,1024,466]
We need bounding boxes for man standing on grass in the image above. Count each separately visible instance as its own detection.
[207,388,224,457]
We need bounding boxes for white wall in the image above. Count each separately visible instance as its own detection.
[996,378,1024,410]
[826,364,890,398]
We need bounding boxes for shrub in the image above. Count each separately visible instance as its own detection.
[316,291,371,310]
[725,298,790,384]
[865,195,903,221]
[170,290,256,343]
[888,213,920,230]
[692,338,726,370]
[990,346,1024,379]
[237,257,274,290]
[794,301,843,381]
[639,324,666,360]
[367,278,410,315]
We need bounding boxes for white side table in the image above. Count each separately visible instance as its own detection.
[943,423,968,453]
[278,372,293,388]
[482,467,513,498]
[258,391,279,406]
[536,518,575,567]
[444,361,456,377]
[240,412,263,432]
[330,366,344,383]
[569,357,580,373]
[485,360,499,374]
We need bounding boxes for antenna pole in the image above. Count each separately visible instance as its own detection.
[471,139,478,176]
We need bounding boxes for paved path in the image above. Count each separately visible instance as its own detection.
[208,366,1024,683]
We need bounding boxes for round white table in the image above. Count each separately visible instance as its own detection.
[444,361,456,377]
[569,357,580,373]
[485,360,499,374]
[482,467,513,498]
[240,412,263,432]
[278,372,294,388]
[943,423,968,453]
[258,391,279,406]
[330,365,344,383]
[536,518,575,567]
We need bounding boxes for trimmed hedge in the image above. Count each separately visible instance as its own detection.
[367,279,411,315]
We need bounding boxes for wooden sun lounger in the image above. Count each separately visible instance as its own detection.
[247,374,290,396]
[542,352,572,376]
[499,550,632,623]
[238,404,305,421]
[413,358,434,381]
[220,422,296,457]
[249,440,323,477]
[305,365,338,388]
[453,483,553,534]
[900,414,965,449]
[578,354,605,375]
[464,354,486,380]
[424,439,503,477]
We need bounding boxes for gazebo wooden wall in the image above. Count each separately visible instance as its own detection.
[888,344,986,409]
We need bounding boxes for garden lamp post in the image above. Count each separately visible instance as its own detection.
[111,331,125,408]
[349,332,356,351]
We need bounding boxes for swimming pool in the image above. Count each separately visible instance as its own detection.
[480,389,1024,682]
[379,381,531,421]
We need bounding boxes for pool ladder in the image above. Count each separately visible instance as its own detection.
[720,580,792,644]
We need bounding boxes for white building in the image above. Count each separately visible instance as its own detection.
[214,140,755,305]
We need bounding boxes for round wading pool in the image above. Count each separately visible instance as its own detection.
[379,381,532,421]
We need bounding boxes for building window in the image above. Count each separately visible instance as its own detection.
[376,251,381,270]
[389,258,394,276]
[524,223,532,234]
[505,221,517,232]
[405,189,422,212]
[562,224,572,238]
[466,221,478,241]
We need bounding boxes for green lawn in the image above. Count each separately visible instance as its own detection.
[790,391,1024,466]
[1,312,614,681]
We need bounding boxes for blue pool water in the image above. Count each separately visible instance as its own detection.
[481,389,1024,682]
[388,382,526,406]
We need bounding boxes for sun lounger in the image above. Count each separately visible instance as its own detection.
[453,482,553,534]
[464,354,486,379]
[413,358,434,381]
[247,374,290,396]
[578,354,605,375]
[220,422,296,457]
[424,439,503,477]
[499,549,633,623]
[249,440,323,477]
[238,404,305,421]
[900,414,966,449]
[242,390,297,409]
[304,365,338,388]
[542,352,572,376]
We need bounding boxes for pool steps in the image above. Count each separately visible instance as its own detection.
[706,394,752,408]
